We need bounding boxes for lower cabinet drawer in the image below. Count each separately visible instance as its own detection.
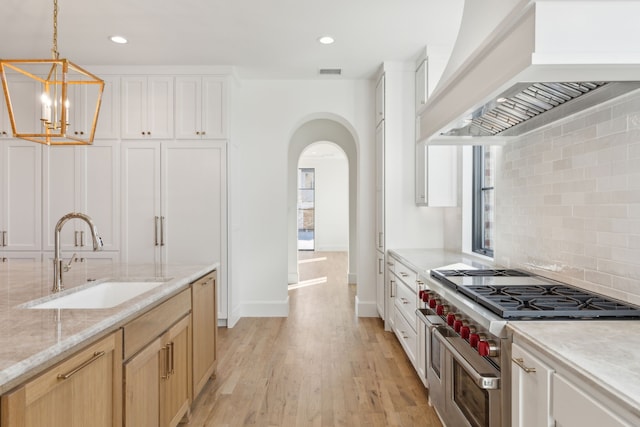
[393,306,417,366]
[394,280,417,332]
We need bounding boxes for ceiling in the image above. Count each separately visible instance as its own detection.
[0,0,465,79]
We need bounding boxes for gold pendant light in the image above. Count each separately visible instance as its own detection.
[0,0,104,145]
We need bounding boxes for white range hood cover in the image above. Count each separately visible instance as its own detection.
[419,0,640,145]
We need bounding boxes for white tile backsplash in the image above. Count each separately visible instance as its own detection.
[495,89,640,305]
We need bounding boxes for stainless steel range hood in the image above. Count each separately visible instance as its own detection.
[418,0,640,145]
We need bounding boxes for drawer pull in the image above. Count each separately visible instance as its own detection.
[512,357,536,373]
[400,272,408,278]
[400,297,410,305]
[57,351,105,380]
[201,277,213,286]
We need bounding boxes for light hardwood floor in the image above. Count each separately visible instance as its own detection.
[188,252,442,427]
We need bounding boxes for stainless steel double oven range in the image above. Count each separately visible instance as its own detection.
[417,263,640,427]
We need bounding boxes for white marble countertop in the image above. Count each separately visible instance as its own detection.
[508,321,640,418]
[0,260,219,394]
[390,248,640,418]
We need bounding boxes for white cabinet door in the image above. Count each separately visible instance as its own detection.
[0,93,11,138]
[42,141,120,252]
[552,373,633,427]
[121,76,173,139]
[0,140,41,251]
[162,141,226,264]
[415,58,428,110]
[375,74,385,126]
[175,76,226,139]
[66,81,101,140]
[375,122,384,251]
[0,79,40,135]
[416,143,457,207]
[122,141,226,265]
[511,342,554,427]
[376,250,384,319]
[94,75,120,140]
[121,141,163,263]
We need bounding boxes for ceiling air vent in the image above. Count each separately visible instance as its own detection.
[319,68,342,76]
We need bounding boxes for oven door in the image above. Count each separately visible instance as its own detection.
[434,326,502,427]
[421,312,446,418]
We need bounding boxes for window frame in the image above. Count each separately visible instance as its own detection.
[472,146,495,258]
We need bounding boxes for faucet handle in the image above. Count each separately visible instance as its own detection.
[64,253,77,272]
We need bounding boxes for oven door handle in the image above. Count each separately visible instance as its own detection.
[434,327,500,390]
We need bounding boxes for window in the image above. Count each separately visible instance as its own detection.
[297,168,315,251]
[472,146,496,257]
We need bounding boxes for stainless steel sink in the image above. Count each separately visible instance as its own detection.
[25,279,171,309]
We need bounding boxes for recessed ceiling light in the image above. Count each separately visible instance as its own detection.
[318,36,335,45]
[109,35,128,44]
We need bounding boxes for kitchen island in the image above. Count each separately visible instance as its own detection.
[0,259,219,426]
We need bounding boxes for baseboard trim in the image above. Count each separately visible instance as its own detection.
[355,296,379,317]
[288,272,299,284]
[240,296,290,317]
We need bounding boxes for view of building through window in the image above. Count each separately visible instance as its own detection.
[297,168,315,250]
[473,146,496,257]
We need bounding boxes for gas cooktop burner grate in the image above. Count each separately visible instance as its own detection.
[432,269,530,277]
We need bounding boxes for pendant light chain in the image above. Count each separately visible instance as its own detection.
[52,0,59,59]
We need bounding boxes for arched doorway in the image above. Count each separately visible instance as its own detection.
[287,117,358,286]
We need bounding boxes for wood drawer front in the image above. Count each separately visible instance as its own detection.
[24,332,119,407]
[393,306,417,365]
[123,289,191,360]
[394,280,417,333]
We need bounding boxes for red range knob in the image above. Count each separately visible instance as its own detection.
[446,313,457,326]
[429,299,438,309]
[436,304,449,316]
[418,290,425,299]
[422,292,430,303]
[460,325,471,339]
[477,340,498,357]
[469,332,483,348]
[454,319,466,333]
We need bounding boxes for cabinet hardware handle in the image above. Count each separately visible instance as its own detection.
[1,230,6,246]
[160,216,165,246]
[57,351,106,380]
[169,341,175,374]
[400,272,408,278]
[400,297,409,304]
[387,261,394,266]
[390,279,396,298]
[512,357,536,373]
[416,280,424,285]
[161,345,171,379]
[154,216,159,246]
[74,231,79,247]
[378,232,383,248]
[201,131,206,135]
[80,231,85,247]
[201,277,213,286]
[378,258,384,274]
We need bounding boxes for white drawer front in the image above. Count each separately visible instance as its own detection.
[394,280,417,332]
[394,306,417,366]
[394,263,417,290]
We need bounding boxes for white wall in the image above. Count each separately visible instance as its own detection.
[299,148,349,252]
[229,79,375,321]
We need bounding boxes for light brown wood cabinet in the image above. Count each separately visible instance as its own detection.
[0,331,123,427]
[123,289,191,427]
[191,271,217,398]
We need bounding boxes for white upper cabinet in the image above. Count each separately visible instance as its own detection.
[175,76,227,139]
[415,143,457,207]
[0,140,42,251]
[375,74,385,126]
[94,76,120,140]
[415,58,428,110]
[121,76,174,139]
[0,94,11,138]
[0,79,40,136]
[42,141,120,252]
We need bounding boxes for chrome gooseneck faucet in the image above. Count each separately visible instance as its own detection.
[52,212,103,293]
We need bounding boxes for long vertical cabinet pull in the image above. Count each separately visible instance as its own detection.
[154,216,160,246]
[160,216,165,246]
[1,231,6,246]
[161,345,170,379]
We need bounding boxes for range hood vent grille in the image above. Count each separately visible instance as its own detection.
[445,81,608,137]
